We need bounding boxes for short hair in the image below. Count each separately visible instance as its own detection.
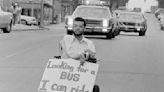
[74,17,86,27]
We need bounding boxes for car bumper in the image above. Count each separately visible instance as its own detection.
[65,25,112,34]
[118,25,145,32]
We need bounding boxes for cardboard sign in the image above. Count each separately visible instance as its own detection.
[38,59,99,92]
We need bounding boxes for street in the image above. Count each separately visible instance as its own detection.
[0,13,164,92]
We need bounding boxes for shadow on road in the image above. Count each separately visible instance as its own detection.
[85,36,106,40]
[119,33,140,37]
[85,36,120,40]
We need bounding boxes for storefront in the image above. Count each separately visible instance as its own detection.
[17,1,52,23]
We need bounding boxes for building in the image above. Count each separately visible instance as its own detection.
[1,0,62,24]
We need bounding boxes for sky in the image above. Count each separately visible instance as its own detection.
[127,0,158,12]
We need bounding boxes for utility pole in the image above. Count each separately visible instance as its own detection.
[39,0,44,28]
[52,0,55,24]
[29,0,34,17]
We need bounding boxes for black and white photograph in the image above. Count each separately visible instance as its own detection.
[0,0,164,92]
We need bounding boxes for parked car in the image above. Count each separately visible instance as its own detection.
[65,5,118,39]
[0,6,13,33]
[155,8,164,18]
[20,15,38,25]
[157,13,164,21]
[160,17,164,30]
[117,12,147,36]
[133,7,142,12]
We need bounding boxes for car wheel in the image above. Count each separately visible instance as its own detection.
[106,30,112,39]
[139,31,145,36]
[117,30,120,35]
[93,85,100,92]
[112,32,115,38]
[114,28,120,36]
[3,22,12,33]
[139,31,142,36]
[67,30,73,35]
[21,20,28,25]
[143,31,146,36]
[112,28,116,38]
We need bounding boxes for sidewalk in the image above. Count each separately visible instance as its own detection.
[12,22,65,31]
[12,24,48,31]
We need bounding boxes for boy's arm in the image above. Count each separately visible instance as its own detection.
[59,41,62,57]
[87,41,96,58]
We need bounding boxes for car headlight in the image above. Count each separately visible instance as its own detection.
[103,20,108,27]
[137,28,140,31]
[68,18,73,26]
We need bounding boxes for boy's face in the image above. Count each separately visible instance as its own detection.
[72,21,85,36]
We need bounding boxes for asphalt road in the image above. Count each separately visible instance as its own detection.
[0,13,164,92]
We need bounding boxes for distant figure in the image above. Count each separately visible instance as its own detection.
[16,4,22,24]
[11,2,18,25]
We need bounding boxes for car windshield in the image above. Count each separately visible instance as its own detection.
[119,13,143,20]
[73,6,111,18]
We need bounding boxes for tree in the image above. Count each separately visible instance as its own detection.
[158,0,164,8]
[71,0,79,11]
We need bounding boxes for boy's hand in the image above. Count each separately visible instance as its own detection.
[84,49,96,59]
[79,53,87,66]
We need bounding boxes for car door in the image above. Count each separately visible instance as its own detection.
[2,11,12,25]
[0,7,4,27]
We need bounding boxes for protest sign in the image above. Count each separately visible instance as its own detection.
[38,59,99,92]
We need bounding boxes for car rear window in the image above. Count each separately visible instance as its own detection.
[119,13,143,20]
[73,6,111,18]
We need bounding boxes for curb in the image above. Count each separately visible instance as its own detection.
[12,27,50,31]
[12,22,64,31]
